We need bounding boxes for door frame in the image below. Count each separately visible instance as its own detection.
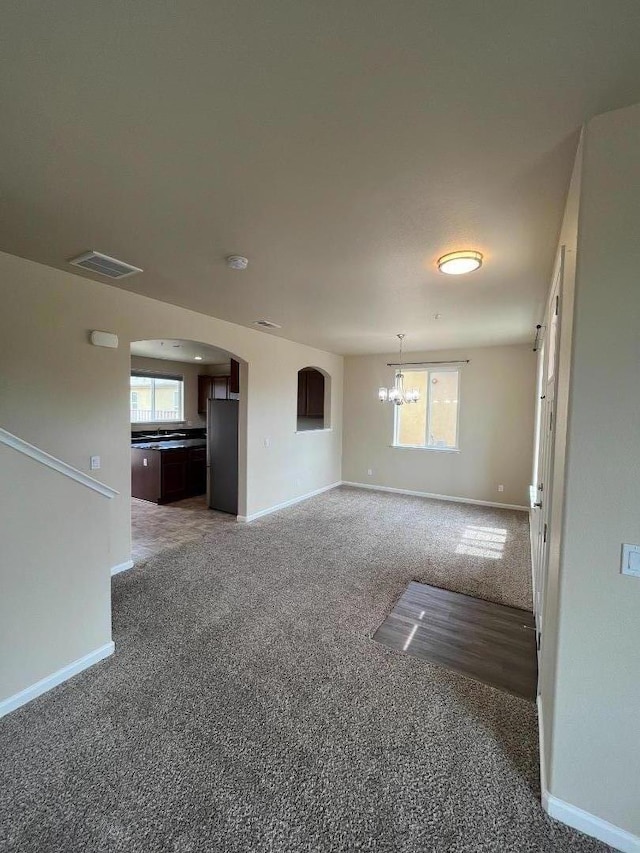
[531,247,564,672]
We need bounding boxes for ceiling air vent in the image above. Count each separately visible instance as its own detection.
[69,251,143,279]
[253,319,281,329]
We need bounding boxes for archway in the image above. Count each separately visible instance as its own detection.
[128,339,248,564]
[296,366,331,431]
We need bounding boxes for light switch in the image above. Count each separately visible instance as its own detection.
[90,456,101,470]
[621,544,640,578]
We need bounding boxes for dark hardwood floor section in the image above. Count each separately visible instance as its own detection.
[373,582,537,700]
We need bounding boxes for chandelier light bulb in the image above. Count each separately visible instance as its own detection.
[378,334,420,405]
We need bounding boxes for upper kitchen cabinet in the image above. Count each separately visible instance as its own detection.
[229,358,240,395]
[197,359,240,414]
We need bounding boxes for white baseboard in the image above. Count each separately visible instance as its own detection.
[341,481,529,511]
[545,794,640,853]
[0,641,115,718]
[538,700,639,852]
[238,481,342,522]
[111,559,134,576]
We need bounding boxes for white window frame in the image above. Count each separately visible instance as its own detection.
[393,367,461,451]
[130,372,184,424]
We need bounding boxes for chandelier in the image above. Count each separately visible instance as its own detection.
[378,334,420,405]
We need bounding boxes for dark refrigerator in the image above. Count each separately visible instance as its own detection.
[206,399,239,514]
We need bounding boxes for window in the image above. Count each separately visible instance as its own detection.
[393,369,460,450]
[130,372,184,423]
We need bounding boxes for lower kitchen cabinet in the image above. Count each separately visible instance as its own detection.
[131,446,207,504]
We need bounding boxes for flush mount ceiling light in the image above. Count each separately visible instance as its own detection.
[437,250,483,275]
[194,356,203,361]
[226,255,249,270]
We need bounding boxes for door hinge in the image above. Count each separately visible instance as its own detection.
[543,523,548,543]
[555,294,559,315]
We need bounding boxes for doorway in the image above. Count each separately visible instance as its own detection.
[128,339,245,563]
[530,249,564,669]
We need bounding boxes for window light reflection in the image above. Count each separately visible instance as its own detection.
[455,525,507,560]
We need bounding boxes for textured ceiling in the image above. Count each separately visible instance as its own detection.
[2,1,640,354]
[130,340,231,366]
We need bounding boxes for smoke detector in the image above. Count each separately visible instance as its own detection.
[69,250,143,279]
[253,319,281,329]
[226,255,249,270]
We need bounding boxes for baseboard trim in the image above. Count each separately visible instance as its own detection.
[238,481,342,522]
[0,641,115,718]
[341,481,529,511]
[538,697,639,852]
[111,559,134,576]
[544,794,640,853]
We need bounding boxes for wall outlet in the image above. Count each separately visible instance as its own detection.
[497,484,504,492]
[621,544,640,577]
[90,455,101,470]
[367,468,373,476]
[143,458,148,467]
[264,437,271,448]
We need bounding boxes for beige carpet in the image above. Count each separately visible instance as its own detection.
[0,487,607,852]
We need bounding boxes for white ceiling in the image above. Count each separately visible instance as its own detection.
[131,339,230,366]
[2,1,640,354]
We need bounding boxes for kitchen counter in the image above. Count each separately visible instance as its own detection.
[131,438,207,451]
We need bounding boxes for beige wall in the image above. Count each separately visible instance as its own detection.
[548,104,640,836]
[342,345,536,507]
[0,250,343,570]
[0,446,112,701]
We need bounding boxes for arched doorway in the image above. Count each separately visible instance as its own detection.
[128,339,248,564]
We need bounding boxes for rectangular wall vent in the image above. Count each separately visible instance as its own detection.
[253,319,281,329]
[69,251,143,279]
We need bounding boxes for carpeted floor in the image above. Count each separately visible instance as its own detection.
[1,487,608,852]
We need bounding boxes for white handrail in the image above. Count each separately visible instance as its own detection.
[0,428,118,499]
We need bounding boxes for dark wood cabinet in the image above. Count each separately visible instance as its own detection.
[187,447,207,496]
[229,358,240,394]
[131,446,207,504]
[197,361,240,414]
[198,375,213,415]
[161,449,189,503]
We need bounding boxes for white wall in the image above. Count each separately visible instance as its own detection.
[0,249,343,570]
[342,345,536,507]
[547,104,640,838]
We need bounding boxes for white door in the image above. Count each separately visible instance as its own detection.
[531,248,563,668]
